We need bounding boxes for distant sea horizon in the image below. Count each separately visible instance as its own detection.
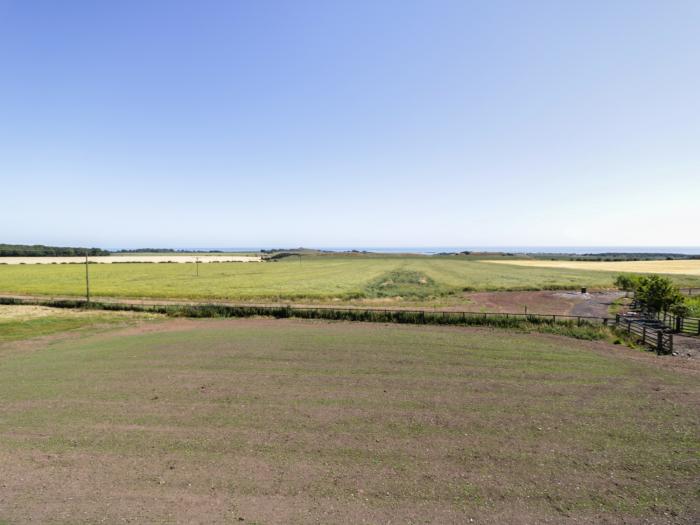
[121,246,700,256]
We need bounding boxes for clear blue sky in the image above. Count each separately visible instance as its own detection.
[1,1,698,249]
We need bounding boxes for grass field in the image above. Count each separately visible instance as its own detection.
[2,256,700,303]
[0,315,698,523]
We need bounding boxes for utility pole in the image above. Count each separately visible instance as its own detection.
[85,252,91,304]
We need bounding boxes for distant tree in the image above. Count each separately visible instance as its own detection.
[634,275,684,313]
[0,244,109,257]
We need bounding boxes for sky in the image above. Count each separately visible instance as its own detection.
[1,0,698,249]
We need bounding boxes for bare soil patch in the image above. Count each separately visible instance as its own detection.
[462,290,624,317]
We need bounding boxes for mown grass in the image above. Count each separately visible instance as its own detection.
[0,320,697,522]
[2,256,700,303]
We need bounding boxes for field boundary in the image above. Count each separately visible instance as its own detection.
[2,295,677,353]
[0,294,614,324]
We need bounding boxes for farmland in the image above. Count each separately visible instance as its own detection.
[0,312,698,523]
[487,259,700,276]
[1,255,700,304]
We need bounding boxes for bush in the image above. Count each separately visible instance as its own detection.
[635,275,684,313]
[614,274,642,295]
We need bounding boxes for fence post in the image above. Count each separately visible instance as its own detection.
[656,331,663,354]
[642,325,646,344]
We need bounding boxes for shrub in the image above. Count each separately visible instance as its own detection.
[635,275,684,313]
[614,274,642,295]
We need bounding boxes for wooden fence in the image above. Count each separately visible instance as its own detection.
[615,315,674,354]
[679,287,700,296]
[656,311,700,336]
[630,299,700,337]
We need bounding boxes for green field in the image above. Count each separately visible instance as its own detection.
[0,314,698,523]
[2,256,700,303]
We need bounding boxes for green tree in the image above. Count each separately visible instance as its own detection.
[670,303,691,317]
[635,275,684,313]
[614,274,641,297]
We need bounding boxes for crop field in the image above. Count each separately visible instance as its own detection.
[2,256,700,303]
[0,314,698,523]
[487,259,700,276]
[0,255,261,264]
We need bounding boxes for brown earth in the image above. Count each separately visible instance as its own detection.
[462,290,625,317]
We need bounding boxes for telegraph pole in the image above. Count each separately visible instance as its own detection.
[85,252,91,304]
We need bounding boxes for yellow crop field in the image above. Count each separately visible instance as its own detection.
[485,259,700,276]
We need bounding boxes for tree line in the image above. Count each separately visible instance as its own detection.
[0,244,110,257]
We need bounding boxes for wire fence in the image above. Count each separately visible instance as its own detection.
[0,295,614,325]
[0,296,674,354]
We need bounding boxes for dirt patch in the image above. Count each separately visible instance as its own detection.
[0,304,157,321]
[565,291,625,317]
[462,290,624,317]
[672,334,700,360]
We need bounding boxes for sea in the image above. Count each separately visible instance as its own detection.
[169,246,700,256]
